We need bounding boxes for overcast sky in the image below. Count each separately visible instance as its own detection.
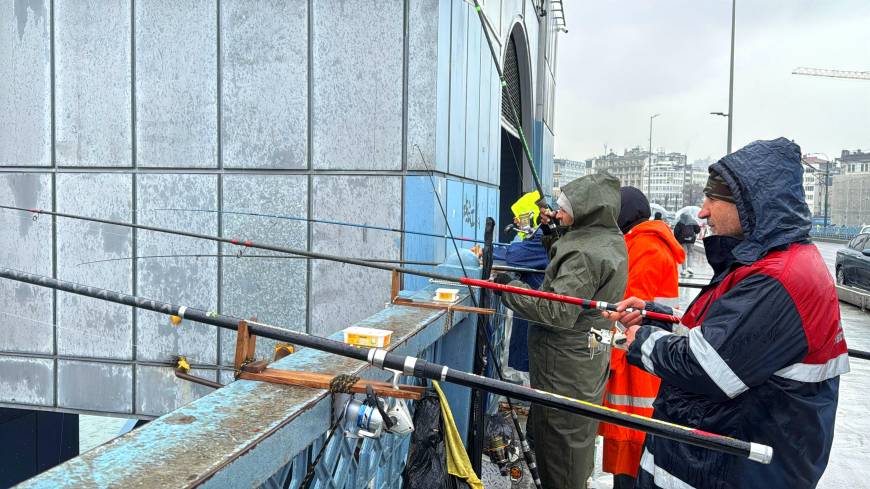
[553,0,870,165]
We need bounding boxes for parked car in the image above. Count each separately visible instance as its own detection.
[835,233,870,291]
[861,224,870,235]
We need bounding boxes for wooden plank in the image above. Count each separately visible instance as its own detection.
[237,369,425,401]
[393,298,495,315]
[233,320,251,371]
[241,360,269,373]
[391,269,401,300]
[245,317,258,360]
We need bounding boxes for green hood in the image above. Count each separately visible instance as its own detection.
[560,172,621,230]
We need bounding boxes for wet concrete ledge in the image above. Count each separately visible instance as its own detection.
[837,284,870,311]
[18,289,473,489]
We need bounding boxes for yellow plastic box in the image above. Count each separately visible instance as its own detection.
[433,288,460,303]
[342,326,393,348]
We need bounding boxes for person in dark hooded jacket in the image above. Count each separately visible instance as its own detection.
[608,138,849,489]
[673,213,701,276]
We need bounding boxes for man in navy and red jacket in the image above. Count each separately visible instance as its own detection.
[609,137,849,489]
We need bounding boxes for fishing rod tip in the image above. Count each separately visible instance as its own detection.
[749,442,773,464]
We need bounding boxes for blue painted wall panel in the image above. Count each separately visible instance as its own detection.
[403,175,447,291]
[447,3,467,176]
[490,63,501,186]
[477,42,492,184]
[463,12,480,181]
[488,187,500,234]
[446,179,464,256]
[476,184,488,241]
[433,0,452,173]
[461,182,478,250]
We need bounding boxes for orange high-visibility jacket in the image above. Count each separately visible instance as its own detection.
[600,219,686,478]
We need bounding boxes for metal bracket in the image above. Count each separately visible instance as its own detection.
[225,316,424,400]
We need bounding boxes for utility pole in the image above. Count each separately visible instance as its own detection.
[823,161,830,227]
[648,113,660,197]
[802,154,832,228]
[727,0,736,154]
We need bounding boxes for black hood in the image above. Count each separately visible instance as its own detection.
[709,137,811,264]
[617,186,650,234]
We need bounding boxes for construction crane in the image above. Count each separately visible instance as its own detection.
[792,67,870,81]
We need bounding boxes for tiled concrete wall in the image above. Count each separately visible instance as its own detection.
[0,3,51,167]
[0,0,555,418]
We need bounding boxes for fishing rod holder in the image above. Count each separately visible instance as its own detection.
[232,320,425,401]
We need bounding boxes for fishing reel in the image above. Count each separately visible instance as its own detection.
[503,211,540,237]
[484,434,523,482]
[588,324,628,356]
[341,371,414,439]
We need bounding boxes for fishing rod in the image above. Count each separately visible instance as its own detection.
[1,206,679,323]
[470,0,557,232]
[469,218,495,477]
[141,207,510,247]
[75,252,538,275]
[43,207,870,366]
[849,349,870,361]
[0,267,774,464]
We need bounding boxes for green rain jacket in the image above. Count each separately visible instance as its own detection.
[501,173,628,488]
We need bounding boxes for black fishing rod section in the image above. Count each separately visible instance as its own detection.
[469,217,494,475]
[0,267,773,464]
[849,349,870,361]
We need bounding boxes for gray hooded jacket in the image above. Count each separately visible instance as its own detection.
[502,172,628,488]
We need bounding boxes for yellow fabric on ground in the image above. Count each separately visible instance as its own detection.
[432,381,484,489]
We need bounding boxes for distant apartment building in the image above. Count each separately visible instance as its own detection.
[591,148,691,209]
[830,173,870,227]
[839,149,870,174]
[831,150,869,226]
[642,156,686,211]
[591,147,648,189]
[801,155,831,218]
[553,158,587,187]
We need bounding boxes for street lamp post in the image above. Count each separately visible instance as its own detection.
[727,0,736,154]
[710,112,729,154]
[824,163,830,227]
[648,113,660,198]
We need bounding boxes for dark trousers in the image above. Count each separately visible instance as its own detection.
[613,474,636,489]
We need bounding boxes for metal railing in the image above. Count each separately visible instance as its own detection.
[810,226,862,241]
